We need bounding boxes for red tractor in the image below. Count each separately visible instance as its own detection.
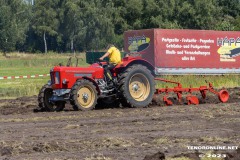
[38,56,155,111]
[38,56,230,111]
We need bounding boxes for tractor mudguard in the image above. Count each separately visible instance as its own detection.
[114,57,155,76]
[78,77,101,95]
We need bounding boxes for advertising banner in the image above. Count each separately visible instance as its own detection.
[124,29,155,65]
[124,29,240,74]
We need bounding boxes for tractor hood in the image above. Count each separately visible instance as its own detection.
[50,65,104,89]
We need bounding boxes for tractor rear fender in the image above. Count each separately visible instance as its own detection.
[120,59,155,76]
[77,77,101,95]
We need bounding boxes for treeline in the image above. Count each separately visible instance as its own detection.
[0,0,240,53]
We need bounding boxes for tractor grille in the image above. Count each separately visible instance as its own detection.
[54,72,60,84]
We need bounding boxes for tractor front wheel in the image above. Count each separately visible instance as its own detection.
[70,79,98,111]
[38,84,65,112]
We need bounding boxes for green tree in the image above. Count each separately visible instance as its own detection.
[215,15,236,31]
[215,0,240,31]
[59,0,116,51]
[176,0,221,29]
[61,0,86,52]
[0,0,30,55]
[1,0,239,53]
[32,0,60,53]
[233,16,240,31]
[217,0,240,18]
[0,4,14,54]
[78,0,115,50]
[142,0,181,29]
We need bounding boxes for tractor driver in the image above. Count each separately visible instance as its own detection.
[99,44,121,84]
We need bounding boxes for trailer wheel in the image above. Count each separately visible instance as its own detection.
[38,84,65,112]
[119,64,155,107]
[70,79,97,111]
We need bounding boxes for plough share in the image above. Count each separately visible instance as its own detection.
[154,78,229,106]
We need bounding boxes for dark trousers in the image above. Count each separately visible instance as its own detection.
[103,63,116,82]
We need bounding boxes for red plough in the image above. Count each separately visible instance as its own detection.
[154,78,229,106]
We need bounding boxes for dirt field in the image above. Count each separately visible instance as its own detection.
[0,88,240,160]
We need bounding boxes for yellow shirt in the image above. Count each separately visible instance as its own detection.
[107,46,121,65]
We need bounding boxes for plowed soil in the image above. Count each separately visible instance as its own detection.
[0,88,240,160]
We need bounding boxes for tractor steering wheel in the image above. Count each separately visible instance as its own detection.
[96,59,109,67]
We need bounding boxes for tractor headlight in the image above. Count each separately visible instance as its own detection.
[62,79,69,84]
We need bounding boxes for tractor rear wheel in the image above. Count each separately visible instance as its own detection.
[38,84,65,112]
[70,79,98,111]
[119,64,155,107]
